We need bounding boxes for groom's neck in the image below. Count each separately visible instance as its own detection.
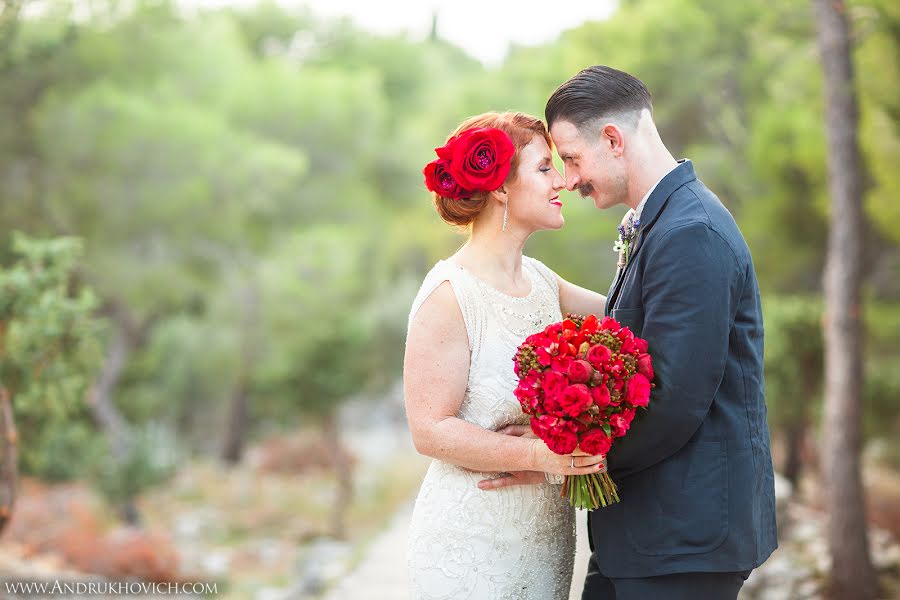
[626,146,678,210]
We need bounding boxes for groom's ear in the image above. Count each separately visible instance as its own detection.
[601,124,625,157]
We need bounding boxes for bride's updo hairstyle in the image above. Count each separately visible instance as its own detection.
[424,112,551,228]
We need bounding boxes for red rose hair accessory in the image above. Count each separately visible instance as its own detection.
[423,127,515,200]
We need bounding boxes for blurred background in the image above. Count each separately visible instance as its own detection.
[0,0,898,598]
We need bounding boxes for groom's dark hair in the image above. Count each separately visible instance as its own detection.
[545,66,652,133]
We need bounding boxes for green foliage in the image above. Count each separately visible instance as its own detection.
[762,296,824,427]
[0,232,105,479]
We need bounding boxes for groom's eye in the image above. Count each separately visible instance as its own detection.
[540,167,551,173]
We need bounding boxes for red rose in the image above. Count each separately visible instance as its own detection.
[446,127,515,192]
[587,345,612,370]
[590,383,611,409]
[544,420,579,455]
[634,337,649,353]
[423,159,471,200]
[625,373,651,407]
[579,428,613,455]
[560,384,593,417]
[567,360,594,384]
[637,354,654,380]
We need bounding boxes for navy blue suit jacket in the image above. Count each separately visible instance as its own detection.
[589,160,777,578]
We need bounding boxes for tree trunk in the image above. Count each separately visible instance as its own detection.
[813,1,878,598]
[221,283,259,464]
[87,307,152,526]
[87,320,133,461]
[322,411,353,540]
[221,380,249,464]
[783,421,805,489]
[0,386,17,535]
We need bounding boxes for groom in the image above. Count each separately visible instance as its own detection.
[485,66,777,599]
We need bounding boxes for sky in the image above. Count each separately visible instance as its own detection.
[194,0,619,65]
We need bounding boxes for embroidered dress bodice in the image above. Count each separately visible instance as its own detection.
[406,256,575,599]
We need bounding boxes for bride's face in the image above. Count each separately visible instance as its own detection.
[504,135,566,233]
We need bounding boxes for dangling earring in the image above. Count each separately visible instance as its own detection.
[502,202,508,232]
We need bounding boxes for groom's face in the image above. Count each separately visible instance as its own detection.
[550,120,628,210]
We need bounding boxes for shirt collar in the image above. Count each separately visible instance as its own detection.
[634,165,676,222]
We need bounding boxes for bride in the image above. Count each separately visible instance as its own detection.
[404,112,608,599]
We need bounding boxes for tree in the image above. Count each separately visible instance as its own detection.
[0,233,103,533]
[813,1,878,598]
[763,297,823,487]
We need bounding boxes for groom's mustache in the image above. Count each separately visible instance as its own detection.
[577,182,595,198]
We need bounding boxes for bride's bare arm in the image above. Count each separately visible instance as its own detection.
[558,276,607,317]
[405,281,604,475]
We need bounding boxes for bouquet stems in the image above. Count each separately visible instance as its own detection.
[561,473,620,510]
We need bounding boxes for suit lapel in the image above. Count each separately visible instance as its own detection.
[604,160,697,315]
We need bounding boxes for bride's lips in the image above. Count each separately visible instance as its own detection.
[549,195,562,207]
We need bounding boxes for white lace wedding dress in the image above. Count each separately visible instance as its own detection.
[406,256,576,600]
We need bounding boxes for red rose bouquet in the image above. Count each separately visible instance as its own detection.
[513,314,654,509]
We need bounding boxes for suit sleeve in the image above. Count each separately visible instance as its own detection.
[607,222,744,478]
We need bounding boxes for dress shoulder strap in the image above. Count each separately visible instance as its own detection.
[523,255,559,300]
[407,260,485,355]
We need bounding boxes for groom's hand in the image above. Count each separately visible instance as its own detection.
[477,471,545,490]
[475,424,542,488]
[496,424,534,437]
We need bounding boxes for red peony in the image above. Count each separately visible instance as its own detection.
[567,360,594,384]
[560,384,593,418]
[587,345,612,370]
[590,383,611,409]
[637,354,654,380]
[579,428,613,456]
[541,370,568,399]
[544,420,579,455]
[625,373,651,407]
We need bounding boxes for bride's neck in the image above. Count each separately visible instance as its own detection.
[454,220,529,287]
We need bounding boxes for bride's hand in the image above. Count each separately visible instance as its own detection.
[532,441,606,476]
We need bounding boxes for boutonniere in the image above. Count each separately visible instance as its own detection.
[613,211,641,268]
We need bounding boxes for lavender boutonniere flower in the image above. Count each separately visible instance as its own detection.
[613,212,641,268]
